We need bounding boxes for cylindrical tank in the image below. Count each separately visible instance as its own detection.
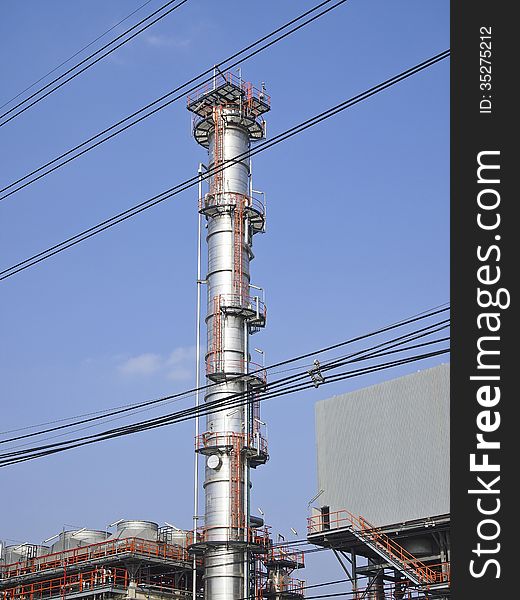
[203,107,259,600]
[159,527,190,548]
[51,530,108,553]
[3,544,50,564]
[3,545,24,565]
[115,520,158,541]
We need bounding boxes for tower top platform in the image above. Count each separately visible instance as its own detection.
[187,71,270,118]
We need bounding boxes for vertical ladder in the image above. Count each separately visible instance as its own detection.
[212,105,224,196]
[210,295,222,374]
[230,434,244,532]
[233,198,245,302]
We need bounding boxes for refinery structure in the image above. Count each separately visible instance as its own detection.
[1,72,450,600]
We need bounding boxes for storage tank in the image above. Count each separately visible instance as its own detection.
[51,530,108,553]
[3,545,24,565]
[2,544,50,565]
[114,520,158,541]
[159,527,190,548]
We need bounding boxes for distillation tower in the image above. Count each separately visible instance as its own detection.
[187,72,271,600]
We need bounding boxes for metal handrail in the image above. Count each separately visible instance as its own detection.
[218,293,266,318]
[1,567,129,600]
[187,71,270,108]
[307,510,439,585]
[1,566,193,600]
[1,537,189,579]
[268,546,305,566]
[262,577,305,595]
[189,525,271,547]
[199,192,265,219]
[205,357,267,383]
[195,431,268,456]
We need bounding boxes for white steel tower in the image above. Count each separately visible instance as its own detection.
[187,72,271,600]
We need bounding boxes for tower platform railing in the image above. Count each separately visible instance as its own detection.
[199,192,265,220]
[218,293,266,322]
[188,526,271,550]
[265,547,305,569]
[195,431,268,457]
[187,72,270,112]
[205,357,267,385]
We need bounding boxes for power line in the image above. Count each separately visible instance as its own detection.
[0,310,449,446]
[1,343,449,458]
[0,0,190,128]
[0,0,155,111]
[0,346,449,467]
[0,49,450,282]
[0,302,448,438]
[0,0,349,201]
[3,332,449,453]
[0,305,449,444]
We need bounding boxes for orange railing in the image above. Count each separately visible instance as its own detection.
[218,293,267,320]
[1,567,192,600]
[260,577,304,597]
[426,562,451,584]
[199,192,266,221]
[267,546,305,567]
[190,525,271,549]
[1,567,129,600]
[1,537,189,580]
[308,510,446,586]
[187,72,270,108]
[196,431,268,456]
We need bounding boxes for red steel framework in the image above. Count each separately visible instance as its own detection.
[265,547,305,568]
[1,538,190,580]
[1,566,195,600]
[307,510,450,586]
[1,568,129,600]
[258,576,305,599]
[253,546,305,600]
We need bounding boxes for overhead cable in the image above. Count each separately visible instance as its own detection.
[0,0,190,128]
[0,49,450,282]
[0,0,349,200]
[0,306,449,444]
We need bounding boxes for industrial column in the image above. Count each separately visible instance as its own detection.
[187,72,271,600]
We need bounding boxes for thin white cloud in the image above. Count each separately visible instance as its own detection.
[144,34,191,49]
[117,346,195,381]
[118,353,162,376]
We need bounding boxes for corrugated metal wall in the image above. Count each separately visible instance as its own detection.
[315,363,449,526]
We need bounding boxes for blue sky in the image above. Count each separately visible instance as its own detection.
[0,0,449,585]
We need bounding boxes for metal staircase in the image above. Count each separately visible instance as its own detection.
[349,516,436,586]
[308,510,441,587]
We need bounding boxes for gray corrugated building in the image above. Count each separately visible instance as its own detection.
[315,363,449,526]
